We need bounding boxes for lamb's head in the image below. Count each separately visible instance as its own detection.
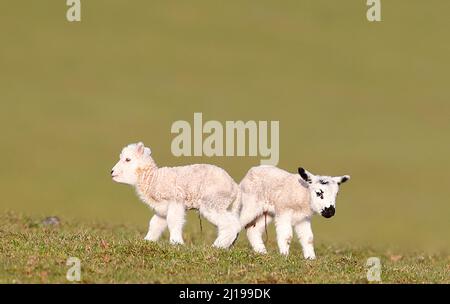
[298,167,350,218]
[111,142,152,185]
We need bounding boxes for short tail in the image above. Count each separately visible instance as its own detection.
[230,187,242,215]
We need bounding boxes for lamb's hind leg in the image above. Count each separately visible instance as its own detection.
[275,212,293,256]
[246,213,272,254]
[201,208,240,249]
[167,202,185,245]
[144,214,167,241]
[239,193,264,228]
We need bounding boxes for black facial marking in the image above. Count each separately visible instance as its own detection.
[319,179,329,185]
[315,189,324,199]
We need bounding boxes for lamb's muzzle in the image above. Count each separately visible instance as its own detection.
[321,205,335,218]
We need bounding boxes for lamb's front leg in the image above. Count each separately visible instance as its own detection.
[294,219,316,260]
[144,214,167,242]
[166,202,185,245]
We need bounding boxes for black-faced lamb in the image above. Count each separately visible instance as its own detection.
[239,165,350,259]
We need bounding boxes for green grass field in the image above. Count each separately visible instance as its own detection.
[1,1,449,283]
[1,213,448,283]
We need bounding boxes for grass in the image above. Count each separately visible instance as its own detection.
[1,212,448,284]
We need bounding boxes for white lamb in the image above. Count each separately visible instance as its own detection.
[239,165,350,259]
[111,142,241,248]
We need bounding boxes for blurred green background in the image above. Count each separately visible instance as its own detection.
[1,1,449,252]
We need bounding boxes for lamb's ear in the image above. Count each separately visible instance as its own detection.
[298,167,312,183]
[334,175,350,185]
[143,147,152,156]
[136,142,145,155]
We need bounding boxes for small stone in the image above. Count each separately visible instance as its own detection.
[42,216,61,226]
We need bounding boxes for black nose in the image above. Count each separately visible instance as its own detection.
[111,170,114,175]
[321,206,335,218]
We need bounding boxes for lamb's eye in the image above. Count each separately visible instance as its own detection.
[125,158,131,162]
